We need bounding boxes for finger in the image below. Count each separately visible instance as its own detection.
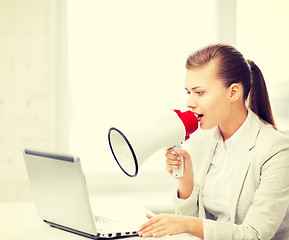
[146,213,154,219]
[166,162,182,176]
[166,158,182,166]
[176,149,190,159]
[166,159,182,169]
[165,148,173,154]
[138,223,161,237]
[166,164,182,172]
[165,153,179,161]
[142,226,166,238]
[139,215,160,230]
[165,149,179,159]
[152,229,170,238]
[140,222,166,237]
[139,224,158,237]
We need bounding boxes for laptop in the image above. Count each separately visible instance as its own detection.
[23,148,147,239]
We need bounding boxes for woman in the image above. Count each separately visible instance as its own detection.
[137,44,289,239]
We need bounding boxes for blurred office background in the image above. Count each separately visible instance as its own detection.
[1,0,288,213]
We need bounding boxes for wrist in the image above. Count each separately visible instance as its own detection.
[185,217,204,240]
[177,176,194,199]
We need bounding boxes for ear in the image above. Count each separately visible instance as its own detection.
[228,83,242,102]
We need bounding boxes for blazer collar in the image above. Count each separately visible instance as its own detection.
[228,109,261,222]
[210,108,260,152]
[236,108,261,151]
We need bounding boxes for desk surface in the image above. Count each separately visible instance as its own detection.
[1,198,196,240]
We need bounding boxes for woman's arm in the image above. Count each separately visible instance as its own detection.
[137,149,204,238]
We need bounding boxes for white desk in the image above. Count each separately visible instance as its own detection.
[1,198,196,240]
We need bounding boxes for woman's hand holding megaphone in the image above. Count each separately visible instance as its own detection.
[165,148,194,199]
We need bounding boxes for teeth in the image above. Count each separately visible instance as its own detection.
[197,114,203,120]
[193,112,203,121]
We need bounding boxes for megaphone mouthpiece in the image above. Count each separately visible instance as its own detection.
[173,110,198,140]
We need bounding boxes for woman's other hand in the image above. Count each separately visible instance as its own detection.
[138,213,204,239]
[138,213,189,238]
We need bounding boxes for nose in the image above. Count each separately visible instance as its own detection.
[186,95,197,110]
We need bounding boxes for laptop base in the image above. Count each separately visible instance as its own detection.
[45,220,138,239]
[45,220,100,239]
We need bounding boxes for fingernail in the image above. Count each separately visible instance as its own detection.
[171,151,176,155]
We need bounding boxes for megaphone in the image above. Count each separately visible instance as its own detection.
[108,110,199,178]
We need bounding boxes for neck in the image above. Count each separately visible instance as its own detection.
[219,104,248,141]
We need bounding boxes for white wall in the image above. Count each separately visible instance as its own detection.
[236,0,289,131]
[0,0,58,202]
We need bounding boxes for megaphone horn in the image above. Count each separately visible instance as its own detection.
[108,110,198,178]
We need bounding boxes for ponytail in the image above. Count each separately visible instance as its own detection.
[247,60,276,128]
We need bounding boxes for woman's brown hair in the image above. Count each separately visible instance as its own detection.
[186,43,276,128]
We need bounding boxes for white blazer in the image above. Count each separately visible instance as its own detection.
[174,109,289,240]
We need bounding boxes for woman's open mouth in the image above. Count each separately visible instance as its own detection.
[196,113,204,121]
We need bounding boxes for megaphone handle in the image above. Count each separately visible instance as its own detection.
[172,146,183,178]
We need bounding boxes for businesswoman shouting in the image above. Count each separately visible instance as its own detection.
[138,44,289,240]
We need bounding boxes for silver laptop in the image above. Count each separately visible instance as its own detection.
[23,148,140,239]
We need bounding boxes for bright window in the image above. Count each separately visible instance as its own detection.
[67,0,217,173]
[236,0,289,132]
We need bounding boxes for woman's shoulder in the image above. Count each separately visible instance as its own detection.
[260,121,289,142]
[257,120,289,155]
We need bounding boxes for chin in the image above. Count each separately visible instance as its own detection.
[199,122,217,130]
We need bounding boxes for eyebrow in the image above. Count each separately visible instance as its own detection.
[185,86,204,91]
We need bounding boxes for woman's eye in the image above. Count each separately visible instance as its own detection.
[196,91,204,96]
[186,90,205,96]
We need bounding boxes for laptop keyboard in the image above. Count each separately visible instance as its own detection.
[94,215,137,233]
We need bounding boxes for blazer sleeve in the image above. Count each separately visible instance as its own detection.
[173,184,200,216]
[203,146,289,240]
